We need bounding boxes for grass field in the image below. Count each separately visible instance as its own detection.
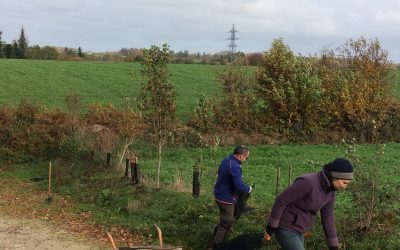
[2,59,400,121]
[0,59,222,121]
[1,142,399,249]
[1,59,400,249]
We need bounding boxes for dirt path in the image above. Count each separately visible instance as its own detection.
[0,216,103,250]
[0,174,149,249]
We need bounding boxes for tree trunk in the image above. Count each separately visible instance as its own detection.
[157,139,163,189]
[117,137,133,172]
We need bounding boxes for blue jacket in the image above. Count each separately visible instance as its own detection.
[267,170,339,247]
[214,154,250,204]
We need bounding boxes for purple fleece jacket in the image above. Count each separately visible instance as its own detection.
[214,155,250,204]
[267,170,339,247]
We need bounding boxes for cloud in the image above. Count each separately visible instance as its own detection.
[1,0,400,61]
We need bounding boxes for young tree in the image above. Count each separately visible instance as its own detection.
[137,44,177,188]
[17,26,28,59]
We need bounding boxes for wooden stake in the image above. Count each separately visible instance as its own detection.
[48,162,52,196]
[106,232,118,250]
[275,166,281,199]
[154,224,163,246]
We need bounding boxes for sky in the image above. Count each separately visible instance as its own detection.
[2,0,400,61]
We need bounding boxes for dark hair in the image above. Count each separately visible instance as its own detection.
[233,145,249,155]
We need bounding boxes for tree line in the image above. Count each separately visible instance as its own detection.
[0,27,263,65]
[0,27,85,60]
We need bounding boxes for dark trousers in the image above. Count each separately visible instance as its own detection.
[213,201,235,244]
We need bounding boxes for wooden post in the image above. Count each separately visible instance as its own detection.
[106,152,112,168]
[46,161,53,203]
[48,162,52,196]
[275,166,281,199]
[134,162,140,184]
[131,157,140,184]
[106,232,118,250]
[124,158,130,178]
[288,163,293,187]
[154,224,163,247]
[130,161,135,184]
[192,158,201,198]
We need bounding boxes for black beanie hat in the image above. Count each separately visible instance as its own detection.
[324,158,354,180]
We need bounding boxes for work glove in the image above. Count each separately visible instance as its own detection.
[265,225,277,236]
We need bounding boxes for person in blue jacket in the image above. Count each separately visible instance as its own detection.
[211,145,252,247]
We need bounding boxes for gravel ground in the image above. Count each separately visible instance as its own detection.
[0,216,103,250]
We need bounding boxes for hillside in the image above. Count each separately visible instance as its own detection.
[1,59,400,122]
[0,59,222,121]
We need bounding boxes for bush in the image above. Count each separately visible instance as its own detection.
[215,57,258,132]
[98,188,114,207]
[344,140,400,236]
[318,37,396,141]
[188,94,216,133]
[256,39,324,139]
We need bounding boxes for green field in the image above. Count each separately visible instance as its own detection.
[2,59,400,121]
[0,59,222,121]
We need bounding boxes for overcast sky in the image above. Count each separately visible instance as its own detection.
[2,0,400,61]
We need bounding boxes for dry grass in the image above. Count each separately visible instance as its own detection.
[126,200,141,214]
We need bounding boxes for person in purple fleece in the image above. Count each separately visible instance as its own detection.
[264,158,354,250]
[211,145,252,247]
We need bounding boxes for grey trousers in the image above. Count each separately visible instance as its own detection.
[213,201,235,244]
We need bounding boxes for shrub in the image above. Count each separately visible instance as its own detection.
[98,188,114,207]
[215,56,258,133]
[256,39,324,139]
[188,94,216,133]
[344,139,400,236]
[318,37,396,141]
